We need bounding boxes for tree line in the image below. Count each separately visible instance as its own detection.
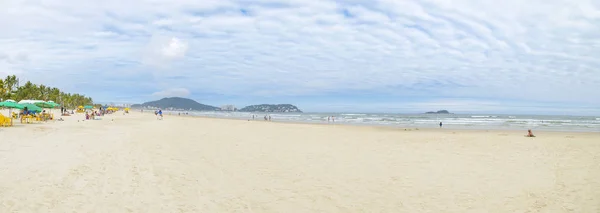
[0,75,94,108]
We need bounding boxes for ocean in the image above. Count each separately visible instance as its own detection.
[165,111,600,132]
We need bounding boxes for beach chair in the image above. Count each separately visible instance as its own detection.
[21,114,33,124]
[0,114,6,127]
[0,114,13,127]
[36,114,45,122]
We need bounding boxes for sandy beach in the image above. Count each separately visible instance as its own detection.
[1,110,599,212]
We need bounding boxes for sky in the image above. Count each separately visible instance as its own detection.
[1,0,599,114]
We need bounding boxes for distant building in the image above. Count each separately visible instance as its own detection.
[220,105,236,111]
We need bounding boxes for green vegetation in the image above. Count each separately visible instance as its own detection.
[0,75,93,108]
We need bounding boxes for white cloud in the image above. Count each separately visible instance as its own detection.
[161,38,188,59]
[142,35,189,68]
[151,88,191,98]
[0,0,599,112]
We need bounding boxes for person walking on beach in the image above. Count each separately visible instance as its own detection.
[268,115,272,121]
[439,122,443,128]
[156,109,163,120]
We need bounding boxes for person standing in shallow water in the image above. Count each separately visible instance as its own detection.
[439,122,443,128]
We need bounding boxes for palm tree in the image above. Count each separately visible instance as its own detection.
[38,85,48,101]
[3,75,18,99]
[0,78,5,101]
[2,75,95,109]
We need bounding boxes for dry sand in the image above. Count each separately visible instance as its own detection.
[1,110,599,212]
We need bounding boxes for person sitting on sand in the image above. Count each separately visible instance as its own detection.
[525,129,535,137]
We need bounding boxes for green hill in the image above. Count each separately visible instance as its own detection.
[131,97,218,111]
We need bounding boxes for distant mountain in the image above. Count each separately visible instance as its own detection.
[131,97,219,111]
[239,104,302,113]
[425,110,451,114]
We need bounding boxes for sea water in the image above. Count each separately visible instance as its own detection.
[169,111,600,132]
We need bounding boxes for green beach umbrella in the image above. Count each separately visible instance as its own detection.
[84,105,93,109]
[35,101,55,108]
[47,101,60,108]
[0,101,24,126]
[21,103,43,113]
[0,101,24,109]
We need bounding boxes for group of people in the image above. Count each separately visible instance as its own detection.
[19,107,36,116]
[85,111,102,120]
[250,114,272,121]
[60,107,74,116]
[328,116,335,122]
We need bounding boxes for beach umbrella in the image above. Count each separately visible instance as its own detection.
[84,105,93,109]
[20,103,43,113]
[0,101,24,126]
[35,101,55,108]
[47,101,60,108]
[0,101,24,109]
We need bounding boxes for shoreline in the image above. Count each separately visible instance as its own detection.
[133,111,600,135]
[140,110,600,134]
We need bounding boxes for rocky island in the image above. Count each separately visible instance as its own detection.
[425,110,451,114]
[238,104,302,113]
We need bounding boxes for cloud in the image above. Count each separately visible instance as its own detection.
[151,88,191,98]
[1,0,599,113]
[142,35,189,68]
